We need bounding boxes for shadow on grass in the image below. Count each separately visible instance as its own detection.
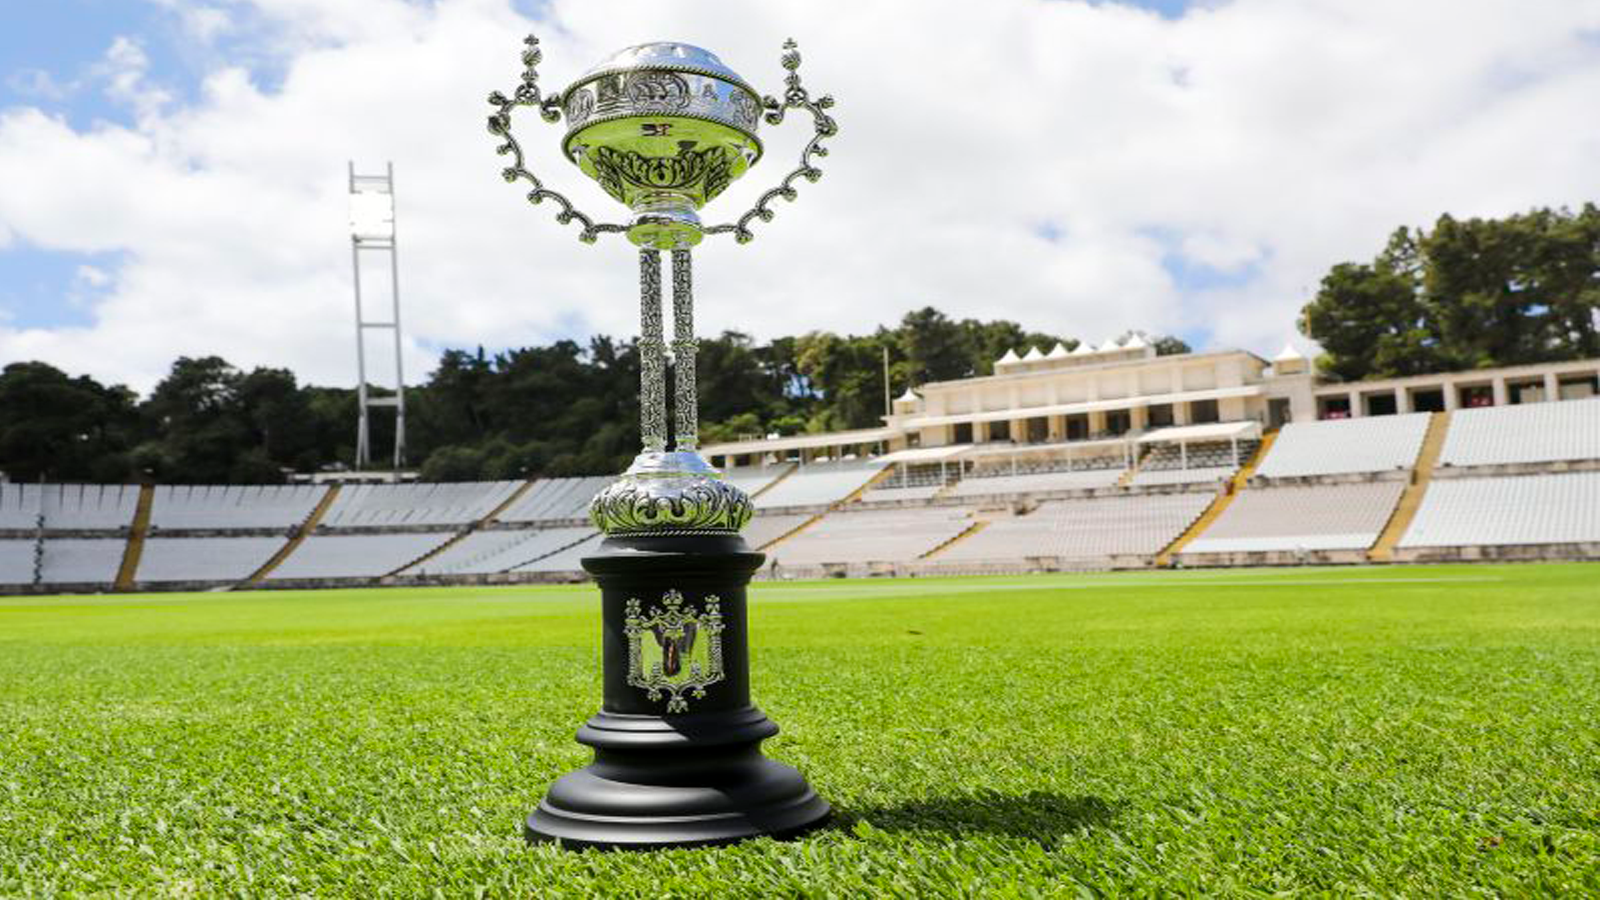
[836,791,1120,845]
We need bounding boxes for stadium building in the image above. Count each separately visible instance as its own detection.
[2,341,1598,593]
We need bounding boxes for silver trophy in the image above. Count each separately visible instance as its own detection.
[487,38,837,537]
[488,36,838,849]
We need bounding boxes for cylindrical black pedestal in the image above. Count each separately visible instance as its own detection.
[525,533,830,849]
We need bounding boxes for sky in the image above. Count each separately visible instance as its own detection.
[1,0,1598,394]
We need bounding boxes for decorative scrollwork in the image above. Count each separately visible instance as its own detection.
[705,38,838,244]
[590,473,753,535]
[590,145,736,206]
[625,590,725,713]
[487,35,625,244]
[623,71,691,114]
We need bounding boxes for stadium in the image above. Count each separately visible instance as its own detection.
[3,343,1599,593]
[5,1,1600,896]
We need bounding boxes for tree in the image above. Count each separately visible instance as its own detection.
[1300,205,1600,380]
[0,362,138,482]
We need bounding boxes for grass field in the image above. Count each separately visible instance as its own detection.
[2,563,1598,897]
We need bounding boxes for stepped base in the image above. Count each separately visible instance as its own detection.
[524,709,831,850]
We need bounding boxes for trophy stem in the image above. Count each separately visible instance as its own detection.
[638,249,669,453]
[670,249,699,452]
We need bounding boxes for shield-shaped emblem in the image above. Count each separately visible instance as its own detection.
[624,589,725,713]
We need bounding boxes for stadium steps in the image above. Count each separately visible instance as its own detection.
[1156,429,1278,566]
[759,465,897,552]
[499,529,599,572]
[930,477,962,502]
[919,519,990,560]
[758,511,827,551]
[1116,448,1149,488]
[384,479,540,577]
[1369,411,1451,562]
[113,484,155,590]
[839,465,897,506]
[244,484,340,585]
[748,462,797,499]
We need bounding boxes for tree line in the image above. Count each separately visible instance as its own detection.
[1299,204,1600,381]
[0,307,1185,484]
[5,202,1591,485]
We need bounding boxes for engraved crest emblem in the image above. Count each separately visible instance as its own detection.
[624,590,725,713]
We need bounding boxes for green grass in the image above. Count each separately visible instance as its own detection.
[2,563,1599,897]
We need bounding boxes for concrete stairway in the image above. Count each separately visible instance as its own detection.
[1368,411,1451,562]
[1155,430,1277,566]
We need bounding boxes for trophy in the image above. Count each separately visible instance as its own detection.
[487,37,837,849]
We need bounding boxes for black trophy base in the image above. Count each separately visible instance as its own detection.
[525,707,831,850]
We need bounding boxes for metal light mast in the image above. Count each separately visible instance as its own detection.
[347,161,407,471]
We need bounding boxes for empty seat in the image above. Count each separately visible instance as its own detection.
[1255,414,1429,478]
[138,537,286,582]
[319,482,521,528]
[401,527,596,575]
[1400,473,1600,547]
[742,514,812,549]
[1183,482,1404,554]
[949,468,1123,496]
[38,539,126,584]
[939,493,1212,562]
[268,532,455,579]
[511,533,604,572]
[497,477,613,524]
[0,484,140,530]
[768,508,974,565]
[752,462,887,509]
[0,539,36,585]
[1437,398,1600,467]
[149,485,326,530]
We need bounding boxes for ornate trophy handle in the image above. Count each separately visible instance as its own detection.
[704,39,838,244]
[486,36,627,244]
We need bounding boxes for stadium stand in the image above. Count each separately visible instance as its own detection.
[721,466,790,498]
[1436,398,1600,467]
[137,536,288,583]
[318,482,521,528]
[937,493,1213,563]
[498,477,612,523]
[767,507,974,565]
[862,483,947,503]
[401,526,595,575]
[0,539,35,584]
[511,533,603,572]
[742,513,813,549]
[38,538,128,584]
[948,468,1123,496]
[752,462,887,509]
[1254,413,1430,478]
[1131,466,1234,486]
[1399,472,1600,547]
[1130,440,1258,486]
[148,484,327,531]
[1181,482,1405,554]
[267,532,455,580]
[0,484,140,530]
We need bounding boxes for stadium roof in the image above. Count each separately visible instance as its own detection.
[903,385,1263,429]
[702,427,897,457]
[1137,421,1261,444]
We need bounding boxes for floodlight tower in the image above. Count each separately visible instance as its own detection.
[347,161,408,471]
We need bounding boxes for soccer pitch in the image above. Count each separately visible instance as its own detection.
[2,564,1597,896]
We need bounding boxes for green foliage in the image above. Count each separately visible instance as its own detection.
[1301,204,1600,380]
[1,563,1597,895]
[0,307,1100,482]
[0,362,139,482]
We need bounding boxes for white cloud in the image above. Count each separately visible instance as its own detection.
[1,0,1599,393]
[75,265,112,288]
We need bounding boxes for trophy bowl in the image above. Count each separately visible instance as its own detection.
[559,43,765,248]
